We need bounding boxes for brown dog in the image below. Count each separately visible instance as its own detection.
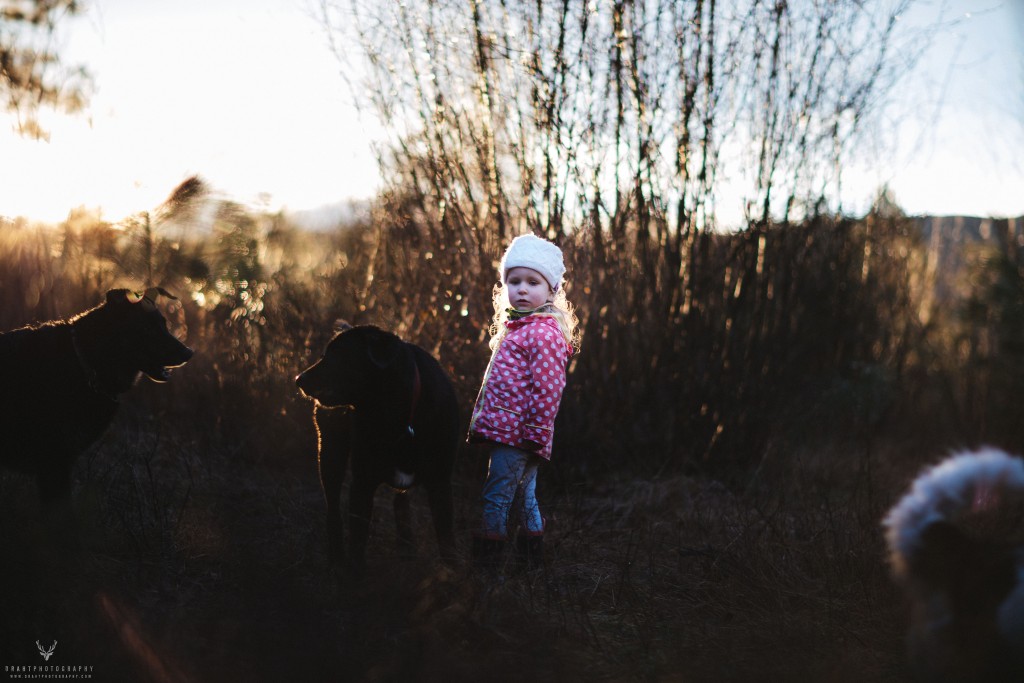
[296,324,458,574]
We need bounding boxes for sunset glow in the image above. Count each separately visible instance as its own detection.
[2,0,383,223]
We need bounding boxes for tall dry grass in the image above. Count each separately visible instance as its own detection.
[0,202,1021,680]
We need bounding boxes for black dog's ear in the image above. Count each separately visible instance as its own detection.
[912,521,971,588]
[913,521,1014,589]
[366,329,401,369]
[334,319,353,333]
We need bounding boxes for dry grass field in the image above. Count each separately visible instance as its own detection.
[1,209,1021,681]
[0,404,918,681]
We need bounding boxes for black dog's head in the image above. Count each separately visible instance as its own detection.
[95,288,194,383]
[296,325,404,409]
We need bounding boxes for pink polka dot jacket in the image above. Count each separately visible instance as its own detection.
[468,314,572,460]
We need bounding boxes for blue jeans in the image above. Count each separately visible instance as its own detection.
[481,445,544,538]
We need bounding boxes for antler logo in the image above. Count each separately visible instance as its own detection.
[36,640,57,661]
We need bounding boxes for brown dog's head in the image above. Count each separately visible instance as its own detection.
[295,325,403,409]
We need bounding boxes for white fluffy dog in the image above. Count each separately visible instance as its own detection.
[884,448,1024,681]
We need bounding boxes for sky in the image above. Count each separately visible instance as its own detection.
[2,0,384,223]
[1,0,1022,226]
[842,0,1024,220]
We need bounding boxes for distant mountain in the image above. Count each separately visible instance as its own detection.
[285,200,371,232]
[916,214,1024,246]
[913,214,1024,304]
[914,214,1024,266]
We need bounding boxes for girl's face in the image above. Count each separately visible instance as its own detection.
[506,267,553,310]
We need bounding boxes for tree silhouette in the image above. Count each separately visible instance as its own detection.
[1,0,90,139]
[318,0,926,471]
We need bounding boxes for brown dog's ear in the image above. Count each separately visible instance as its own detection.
[366,329,401,369]
[106,289,133,304]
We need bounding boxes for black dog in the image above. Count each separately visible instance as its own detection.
[0,288,193,505]
[885,449,1024,681]
[296,324,459,573]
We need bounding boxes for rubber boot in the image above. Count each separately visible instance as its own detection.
[515,533,544,572]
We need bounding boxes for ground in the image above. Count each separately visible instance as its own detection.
[0,406,915,682]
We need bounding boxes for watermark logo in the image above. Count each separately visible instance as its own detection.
[4,640,94,679]
[35,642,56,662]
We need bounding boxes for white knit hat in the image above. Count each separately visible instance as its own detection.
[499,234,565,291]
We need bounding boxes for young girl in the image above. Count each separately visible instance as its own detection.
[468,233,580,572]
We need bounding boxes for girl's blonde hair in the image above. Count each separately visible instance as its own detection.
[488,281,581,354]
